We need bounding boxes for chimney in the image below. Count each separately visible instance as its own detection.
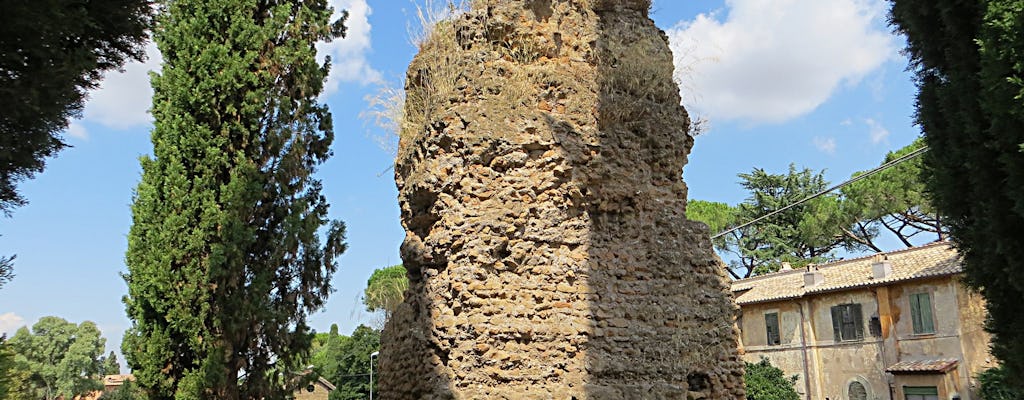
[780,262,792,271]
[803,264,824,288]
[871,254,893,280]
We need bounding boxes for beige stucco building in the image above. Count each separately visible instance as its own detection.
[731,242,994,400]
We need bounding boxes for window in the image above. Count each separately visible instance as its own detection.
[910,292,936,334]
[765,312,781,345]
[848,381,868,400]
[869,316,882,337]
[830,303,864,342]
[904,386,939,400]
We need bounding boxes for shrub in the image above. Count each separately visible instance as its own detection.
[744,357,800,400]
[977,365,1023,400]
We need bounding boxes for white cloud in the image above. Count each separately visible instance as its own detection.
[319,0,382,94]
[840,118,853,126]
[813,136,837,154]
[0,312,26,336]
[865,118,889,144]
[66,122,89,140]
[83,42,161,130]
[78,1,378,130]
[667,0,896,124]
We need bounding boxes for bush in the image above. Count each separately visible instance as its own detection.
[977,365,1023,400]
[745,357,800,400]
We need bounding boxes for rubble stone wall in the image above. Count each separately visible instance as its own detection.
[380,1,745,398]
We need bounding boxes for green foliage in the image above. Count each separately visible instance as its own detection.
[841,139,945,249]
[6,316,106,400]
[744,358,799,400]
[686,200,737,235]
[0,0,151,213]
[308,325,380,400]
[309,324,351,390]
[734,165,850,267]
[0,254,12,290]
[363,265,409,318]
[689,141,943,279]
[0,336,15,399]
[121,0,349,399]
[689,165,854,278]
[977,365,1024,400]
[890,0,1024,379]
[101,351,120,376]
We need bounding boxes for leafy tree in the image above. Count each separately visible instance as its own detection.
[309,324,350,390]
[840,139,945,250]
[363,265,408,320]
[322,325,379,400]
[6,316,106,399]
[890,0,1024,380]
[0,0,152,214]
[686,200,737,235]
[744,358,799,400]
[689,165,854,278]
[101,351,120,376]
[0,335,15,399]
[121,0,349,398]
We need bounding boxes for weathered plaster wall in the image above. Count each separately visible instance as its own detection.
[379,0,744,398]
[955,282,995,398]
[805,290,887,400]
[737,301,811,396]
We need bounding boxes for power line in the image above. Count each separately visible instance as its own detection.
[710,145,929,239]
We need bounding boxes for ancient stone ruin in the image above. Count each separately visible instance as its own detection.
[380,0,745,398]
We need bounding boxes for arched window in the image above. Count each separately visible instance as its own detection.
[848,381,868,400]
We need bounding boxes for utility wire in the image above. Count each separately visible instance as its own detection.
[711,145,929,240]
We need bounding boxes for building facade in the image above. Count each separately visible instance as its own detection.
[732,243,994,400]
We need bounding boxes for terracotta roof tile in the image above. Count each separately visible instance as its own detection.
[731,242,961,305]
[886,358,960,373]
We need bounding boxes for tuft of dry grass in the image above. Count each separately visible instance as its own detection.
[408,0,470,50]
[670,33,718,136]
[361,80,406,156]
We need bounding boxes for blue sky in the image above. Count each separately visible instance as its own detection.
[0,0,921,362]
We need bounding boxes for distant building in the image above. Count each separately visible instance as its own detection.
[102,374,135,392]
[292,375,336,400]
[731,242,994,400]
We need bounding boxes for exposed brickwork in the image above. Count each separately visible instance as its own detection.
[380,1,745,398]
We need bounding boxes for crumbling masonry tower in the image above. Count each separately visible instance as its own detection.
[380,0,745,398]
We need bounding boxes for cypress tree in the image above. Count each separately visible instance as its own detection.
[122,1,348,399]
[890,0,1024,380]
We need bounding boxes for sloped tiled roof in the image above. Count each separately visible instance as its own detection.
[731,242,961,305]
[103,374,135,386]
[315,376,337,391]
[886,358,960,374]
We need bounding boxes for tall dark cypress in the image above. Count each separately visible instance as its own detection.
[890,0,1024,380]
[122,1,348,398]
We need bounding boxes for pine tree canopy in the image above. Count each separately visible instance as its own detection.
[122,1,348,399]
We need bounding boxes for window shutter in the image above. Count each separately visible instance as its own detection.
[852,304,864,340]
[904,386,939,396]
[765,313,780,345]
[911,293,924,333]
[919,293,935,333]
[831,306,843,341]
